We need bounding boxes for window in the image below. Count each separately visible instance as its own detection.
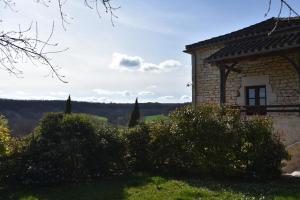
[245,86,267,115]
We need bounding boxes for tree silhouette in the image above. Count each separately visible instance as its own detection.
[65,95,72,114]
[128,98,140,128]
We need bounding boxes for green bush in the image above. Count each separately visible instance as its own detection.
[0,115,12,157]
[0,115,28,184]
[237,117,289,180]
[124,123,152,171]
[94,123,127,175]
[0,105,289,185]
[147,121,183,174]
[3,113,126,185]
[168,105,240,176]
[125,105,289,180]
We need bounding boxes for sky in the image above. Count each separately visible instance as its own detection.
[0,0,299,103]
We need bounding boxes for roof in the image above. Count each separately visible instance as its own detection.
[185,17,300,63]
[207,30,300,62]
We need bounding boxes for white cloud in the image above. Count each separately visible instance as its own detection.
[180,95,192,102]
[157,96,174,100]
[49,91,68,96]
[110,52,182,73]
[110,53,143,71]
[141,63,160,72]
[138,91,154,96]
[146,85,157,89]
[123,91,131,97]
[0,93,64,100]
[27,96,58,100]
[74,96,108,103]
[158,60,182,72]
[16,91,28,95]
[93,89,131,97]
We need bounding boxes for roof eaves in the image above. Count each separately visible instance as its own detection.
[206,44,300,63]
[185,17,300,51]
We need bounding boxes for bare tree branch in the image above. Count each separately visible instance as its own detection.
[0,0,119,82]
[0,22,68,82]
[266,0,299,17]
[0,0,16,11]
[37,0,120,30]
[265,0,299,34]
[2,0,297,82]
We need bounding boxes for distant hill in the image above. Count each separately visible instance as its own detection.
[144,114,169,123]
[0,99,184,136]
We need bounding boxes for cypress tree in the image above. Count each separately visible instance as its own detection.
[65,95,72,114]
[128,98,140,128]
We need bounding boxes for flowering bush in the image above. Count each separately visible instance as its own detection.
[0,116,12,157]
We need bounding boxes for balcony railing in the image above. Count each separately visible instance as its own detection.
[234,105,300,115]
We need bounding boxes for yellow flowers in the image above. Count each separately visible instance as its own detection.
[0,115,12,157]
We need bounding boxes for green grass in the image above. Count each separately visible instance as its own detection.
[144,115,169,123]
[94,116,108,122]
[1,175,300,200]
[79,113,108,123]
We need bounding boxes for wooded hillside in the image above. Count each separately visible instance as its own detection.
[0,99,183,136]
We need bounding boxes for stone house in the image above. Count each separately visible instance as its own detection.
[184,17,300,172]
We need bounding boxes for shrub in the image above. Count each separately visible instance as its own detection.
[147,121,183,174]
[238,117,289,180]
[167,105,241,176]
[0,115,12,157]
[125,105,289,180]
[0,116,27,185]
[94,123,127,175]
[4,113,126,185]
[0,105,289,185]
[124,123,152,171]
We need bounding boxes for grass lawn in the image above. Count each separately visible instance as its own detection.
[80,114,108,123]
[1,174,300,200]
[144,114,169,123]
[94,116,108,122]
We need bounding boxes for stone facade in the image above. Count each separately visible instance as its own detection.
[193,46,223,104]
[192,46,300,172]
[193,48,300,107]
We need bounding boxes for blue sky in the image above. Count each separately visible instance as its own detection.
[0,0,299,103]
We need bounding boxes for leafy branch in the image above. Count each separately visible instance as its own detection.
[0,0,119,82]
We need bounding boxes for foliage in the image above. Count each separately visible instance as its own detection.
[168,104,240,176]
[93,123,127,175]
[0,99,180,135]
[65,95,72,114]
[77,113,107,129]
[0,104,290,186]
[126,105,289,180]
[2,113,126,185]
[0,115,12,157]
[128,98,141,128]
[124,123,151,171]
[144,114,169,123]
[237,117,289,180]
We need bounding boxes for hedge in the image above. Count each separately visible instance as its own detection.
[0,105,289,185]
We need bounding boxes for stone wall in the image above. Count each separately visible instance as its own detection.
[193,49,299,106]
[193,46,223,104]
[226,54,300,107]
[193,47,300,171]
[273,116,300,146]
